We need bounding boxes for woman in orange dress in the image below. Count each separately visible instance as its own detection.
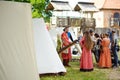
[98,33,112,68]
[80,31,94,71]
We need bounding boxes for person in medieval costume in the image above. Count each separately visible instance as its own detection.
[98,33,112,68]
[79,31,94,72]
[94,33,101,63]
[111,30,119,68]
[61,27,72,67]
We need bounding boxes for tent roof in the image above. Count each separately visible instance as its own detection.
[46,1,72,11]
[74,2,98,12]
[93,0,120,9]
[33,18,66,74]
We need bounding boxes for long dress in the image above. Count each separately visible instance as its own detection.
[80,37,93,71]
[98,38,112,68]
[61,32,72,66]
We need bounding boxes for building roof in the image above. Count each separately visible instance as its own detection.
[46,1,72,11]
[93,0,120,9]
[74,2,98,12]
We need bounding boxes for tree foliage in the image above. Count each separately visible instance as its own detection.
[5,0,52,22]
[31,0,52,22]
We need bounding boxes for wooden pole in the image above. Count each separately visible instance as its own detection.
[58,40,78,54]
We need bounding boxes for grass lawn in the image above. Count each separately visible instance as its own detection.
[40,61,108,80]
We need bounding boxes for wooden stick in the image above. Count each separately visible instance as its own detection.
[58,40,78,54]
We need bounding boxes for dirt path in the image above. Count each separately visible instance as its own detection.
[108,68,120,80]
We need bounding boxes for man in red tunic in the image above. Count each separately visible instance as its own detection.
[61,27,72,67]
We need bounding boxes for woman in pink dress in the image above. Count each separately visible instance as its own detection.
[80,31,94,71]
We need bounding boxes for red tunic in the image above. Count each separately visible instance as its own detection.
[61,32,71,60]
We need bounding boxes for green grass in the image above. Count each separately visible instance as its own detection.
[40,61,108,80]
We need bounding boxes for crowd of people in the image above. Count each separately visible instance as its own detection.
[59,26,120,72]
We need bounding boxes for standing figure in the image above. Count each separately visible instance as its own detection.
[79,31,94,71]
[111,30,119,68]
[98,33,112,68]
[94,33,101,63]
[61,27,72,67]
[89,30,98,63]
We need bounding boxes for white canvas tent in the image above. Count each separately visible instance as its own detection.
[0,1,39,80]
[33,18,66,74]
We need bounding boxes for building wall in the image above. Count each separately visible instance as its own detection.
[94,9,120,28]
[103,9,120,27]
[93,11,104,28]
[102,10,111,27]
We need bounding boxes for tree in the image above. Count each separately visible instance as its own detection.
[5,0,52,22]
[31,0,52,22]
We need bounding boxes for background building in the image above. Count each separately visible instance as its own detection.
[93,0,120,28]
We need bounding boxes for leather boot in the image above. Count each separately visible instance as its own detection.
[63,59,66,66]
[66,59,71,67]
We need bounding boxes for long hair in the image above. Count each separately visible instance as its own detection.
[84,31,94,50]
